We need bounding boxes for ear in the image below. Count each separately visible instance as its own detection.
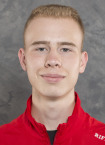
[18,48,27,71]
[79,51,88,73]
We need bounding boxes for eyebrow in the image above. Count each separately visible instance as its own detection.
[59,42,76,47]
[31,41,49,45]
[31,41,77,47]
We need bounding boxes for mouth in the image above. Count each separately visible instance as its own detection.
[41,74,65,83]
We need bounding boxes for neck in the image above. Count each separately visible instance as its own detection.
[31,89,75,130]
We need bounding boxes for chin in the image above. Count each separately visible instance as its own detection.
[40,88,68,98]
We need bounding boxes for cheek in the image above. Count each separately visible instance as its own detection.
[26,54,45,74]
[25,55,45,86]
[62,54,80,70]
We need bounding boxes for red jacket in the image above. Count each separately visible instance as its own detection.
[0,92,105,145]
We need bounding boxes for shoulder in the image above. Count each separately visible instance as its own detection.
[84,112,105,129]
[0,113,25,135]
[84,112,105,143]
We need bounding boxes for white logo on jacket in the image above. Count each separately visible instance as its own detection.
[94,133,105,141]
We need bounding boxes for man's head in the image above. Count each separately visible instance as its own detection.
[24,4,84,48]
[18,4,88,99]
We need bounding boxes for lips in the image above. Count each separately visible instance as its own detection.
[41,74,65,83]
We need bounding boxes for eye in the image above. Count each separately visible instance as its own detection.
[36,47,47,51]
[61,48,71,52]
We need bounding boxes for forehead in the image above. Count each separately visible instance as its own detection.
[24,17,83,48]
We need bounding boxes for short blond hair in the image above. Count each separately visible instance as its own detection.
[24,4,84,47]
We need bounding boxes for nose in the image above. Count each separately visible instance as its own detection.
[44,50,62,68]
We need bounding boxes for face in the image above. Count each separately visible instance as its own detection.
[18,17,88,98]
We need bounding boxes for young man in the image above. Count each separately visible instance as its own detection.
[0,4,105,145]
